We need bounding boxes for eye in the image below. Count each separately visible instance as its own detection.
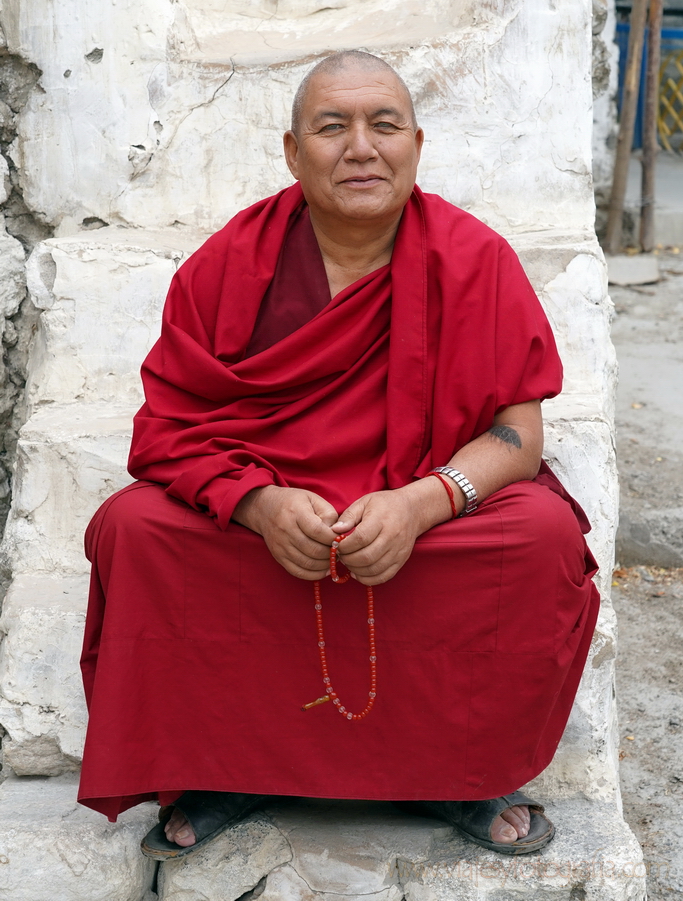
[320,123,344,133]
[374,121,398,131]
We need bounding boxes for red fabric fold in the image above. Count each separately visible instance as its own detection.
[128,184,563,523]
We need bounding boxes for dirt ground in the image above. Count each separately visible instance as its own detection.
[610,251,683,899]
[612,567,683,899]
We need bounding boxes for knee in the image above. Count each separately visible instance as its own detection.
[85,482,176,559]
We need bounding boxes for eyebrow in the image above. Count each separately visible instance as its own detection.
[313,106,405,123]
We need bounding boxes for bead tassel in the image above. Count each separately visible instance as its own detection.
[303,535,377,720]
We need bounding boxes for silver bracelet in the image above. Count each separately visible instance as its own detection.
[430,467,478,516]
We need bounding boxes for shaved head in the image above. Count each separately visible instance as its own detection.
[291,51,417,136]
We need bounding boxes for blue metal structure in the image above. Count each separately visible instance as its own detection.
[616,23,683,147]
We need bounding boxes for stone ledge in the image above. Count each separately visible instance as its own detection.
[0,779,646,901]
[0,774,156,901]
[157,797,645,900]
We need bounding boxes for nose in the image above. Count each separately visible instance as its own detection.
[343,122,379,163]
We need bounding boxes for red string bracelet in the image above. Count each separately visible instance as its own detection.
[427,471,458,519]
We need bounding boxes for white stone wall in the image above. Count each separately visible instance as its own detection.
[0,1,644,898]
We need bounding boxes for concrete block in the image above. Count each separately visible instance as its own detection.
[0,574,89,774]
[25,230,203,408]
[1,403,134,576]
[0,774,156,901]
[7,1,595,237]
[607,254,660,287]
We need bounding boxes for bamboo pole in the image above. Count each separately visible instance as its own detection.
[606,0,649,254]
[640,0,663,251]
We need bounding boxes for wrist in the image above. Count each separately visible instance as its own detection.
[397,477,454,533]
[429,467,478,516]
[232,484,280,533]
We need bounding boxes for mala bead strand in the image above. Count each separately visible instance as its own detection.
[302,534,377,720]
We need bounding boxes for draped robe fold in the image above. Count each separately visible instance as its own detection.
[78,184,600,821]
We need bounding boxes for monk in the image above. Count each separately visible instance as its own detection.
[78,50,600,860]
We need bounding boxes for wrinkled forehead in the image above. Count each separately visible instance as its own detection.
[301,66,414,120]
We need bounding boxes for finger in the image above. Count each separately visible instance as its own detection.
[343,550,404,585]
[331,498,367,535]
[297,508,337,545]
[307,493,340,529]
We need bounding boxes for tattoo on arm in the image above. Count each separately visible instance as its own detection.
[487,425,522,449]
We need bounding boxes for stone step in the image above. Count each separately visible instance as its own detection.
[0,774,157,901]
[0,780,645,901]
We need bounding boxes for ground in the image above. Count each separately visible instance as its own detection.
[610,250,683,899]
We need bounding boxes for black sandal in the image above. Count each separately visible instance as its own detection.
[394,790,555,855]
[140,790,269,860]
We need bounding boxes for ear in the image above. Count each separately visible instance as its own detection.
[283,130,301,180]
[414,127,425,165]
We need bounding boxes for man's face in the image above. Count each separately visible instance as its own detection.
[283,66,424,225]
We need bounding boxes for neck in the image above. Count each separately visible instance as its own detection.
[309,210,402,298]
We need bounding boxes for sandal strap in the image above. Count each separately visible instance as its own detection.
[395,792,545,843]
[172,791,267,844]
[457,792,544,841]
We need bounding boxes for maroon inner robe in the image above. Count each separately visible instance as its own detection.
[78,184,600,820]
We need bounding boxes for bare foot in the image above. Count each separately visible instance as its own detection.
[164,808,196,847]
[490,805,531,843]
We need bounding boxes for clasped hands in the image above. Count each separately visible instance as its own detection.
[233,481,454,586]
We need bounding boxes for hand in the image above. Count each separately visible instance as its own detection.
[233,485,338,580]
[331,479,452,586]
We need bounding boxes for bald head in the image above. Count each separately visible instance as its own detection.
[291,51,417,136]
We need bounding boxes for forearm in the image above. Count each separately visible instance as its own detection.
[392,399,544,532]
[443,418,543,514]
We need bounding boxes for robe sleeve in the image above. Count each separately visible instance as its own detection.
[127,240,287,529]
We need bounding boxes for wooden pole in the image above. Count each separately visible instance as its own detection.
[606,0,649,254]
[640,0,663,251]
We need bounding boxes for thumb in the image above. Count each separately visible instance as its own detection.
[332,498,367,534]
[307,492,339,528]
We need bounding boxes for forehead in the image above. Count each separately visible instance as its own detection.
[302,66,412,118]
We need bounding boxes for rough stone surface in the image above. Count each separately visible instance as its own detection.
[24,230,202,408]
[0,573,89,773]
[0,774,156,901]
[3,0,596,238]
[0,45,52,536]
[0,403,135,577]
[592,0,618,238]
[158,798,645,900]
[157,813,291,901]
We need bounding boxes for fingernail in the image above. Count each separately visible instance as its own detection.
[502,825,516,840]
[176,827,190,840]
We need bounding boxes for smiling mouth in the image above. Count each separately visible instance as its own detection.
[341,176,385,185]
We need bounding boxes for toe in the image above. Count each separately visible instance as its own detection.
[164,809,196,847]
[490,813,518,844]
[500,805,530,839]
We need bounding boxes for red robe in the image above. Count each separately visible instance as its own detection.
[79,184,599,820]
